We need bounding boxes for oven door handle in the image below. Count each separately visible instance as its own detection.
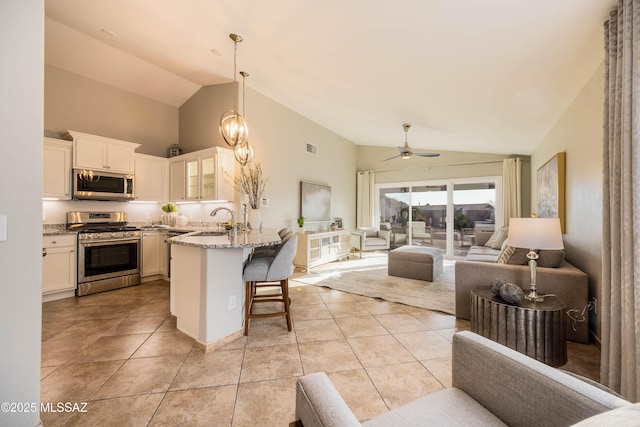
[80,238,141,246]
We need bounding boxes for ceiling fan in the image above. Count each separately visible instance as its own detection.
[382,123,440,161]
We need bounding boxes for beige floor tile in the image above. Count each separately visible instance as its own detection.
[73,333,150,364]
[359,299,409,315]
[326,369,389,421]
[130,299,170,317]
[245,317,297,348]
[408,309,459,329]
[325,302,370,318]
[421,357,453,388]
[290,303,333,321]
[149,385,237,426]
[170,348,244,390]
[131,330,194,358]
[233,377,299,427]
[394,330,453,360]
[218,336,247,351]
[319,290,359,303]
[63,393,164,427]
[289,290,325,305]
[335,315,389,338]
[41,335,100,367]
[41,320,76,341]
[299,339,361,374]
[41,360,124,403]
[374,313,431,333]
[105,315,168,335]
[50,318,123,341]
[156,315,177,332]
[366,362,444,409]
[294,318,344,343]
[348,335,415,367]
[93,355,185,398]
[240,344,302,383]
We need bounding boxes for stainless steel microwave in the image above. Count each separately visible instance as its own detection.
[72,169,135,201]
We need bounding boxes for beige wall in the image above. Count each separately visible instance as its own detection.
[0,2,43,426]
[356,145,532,217]
[44,65,179,157]
[530,64,604,342]
[180,84,358,231]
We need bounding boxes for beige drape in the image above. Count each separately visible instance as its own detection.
[602,0,640,402]
[502,158,522,226]
[356,171,375,228]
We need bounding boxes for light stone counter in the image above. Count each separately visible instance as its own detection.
[168,228,280,249]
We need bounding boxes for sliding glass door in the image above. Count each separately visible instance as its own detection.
[376,177,501,257]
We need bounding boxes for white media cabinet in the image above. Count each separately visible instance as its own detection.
[293,230,350,272]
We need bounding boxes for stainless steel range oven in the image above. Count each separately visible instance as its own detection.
[68,212,141,296]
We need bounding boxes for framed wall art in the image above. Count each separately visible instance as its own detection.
[536,152,566,232]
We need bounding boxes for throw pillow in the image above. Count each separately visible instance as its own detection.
[485,226,508,249]
[537,250,565,268]
[497,245,531,265]
[380,222,391,231]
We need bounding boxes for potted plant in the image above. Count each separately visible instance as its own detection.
[232,163,268,229]
[297,216,305,233]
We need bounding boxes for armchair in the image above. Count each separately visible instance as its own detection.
[411,221,432,243]
[350,227,390,257]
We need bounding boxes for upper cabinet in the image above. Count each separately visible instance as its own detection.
[169,147,235,202]
[43,137,72,199]
[66,130,140,174]
[134,154,169,202]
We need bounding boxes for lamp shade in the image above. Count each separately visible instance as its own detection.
[508,218,564,249]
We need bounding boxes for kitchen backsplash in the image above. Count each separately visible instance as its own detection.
[43,199,238,225]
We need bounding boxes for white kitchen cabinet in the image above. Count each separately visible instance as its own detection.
[42,234,76,295]
[169,147,234,202]
[43,137,72,199]
[142,231,162,277]
[66,130,140,174]
[169,160,186,201]
[134,153,169,201]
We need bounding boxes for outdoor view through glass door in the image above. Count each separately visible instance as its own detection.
[378,179,499,257]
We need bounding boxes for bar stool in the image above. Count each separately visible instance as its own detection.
[251,227,291,259]
[242,233,298,335]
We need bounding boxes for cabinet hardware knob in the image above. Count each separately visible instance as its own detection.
[42,248,47,257]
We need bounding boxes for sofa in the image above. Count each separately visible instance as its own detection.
[456,231,590,343]
[295,331,636,426]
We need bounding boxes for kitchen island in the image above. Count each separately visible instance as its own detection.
[167,229,281,351]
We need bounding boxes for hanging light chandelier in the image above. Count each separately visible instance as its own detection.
[233,71,254,166]
[219,33,249,148]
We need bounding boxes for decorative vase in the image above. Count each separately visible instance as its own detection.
[161,212,177,226]
[248,208,262,230]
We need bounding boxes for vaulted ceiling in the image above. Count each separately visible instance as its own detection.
[44,0,614,155]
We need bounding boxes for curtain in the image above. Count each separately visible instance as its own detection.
[356,171,375,228]
[602,0,640,402]
[502,158,522,226]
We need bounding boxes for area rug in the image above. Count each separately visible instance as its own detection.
[291,253,456,314]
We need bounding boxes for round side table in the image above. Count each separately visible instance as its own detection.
[470,288,567,367]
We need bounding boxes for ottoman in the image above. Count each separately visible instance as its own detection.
[388,246,443,281]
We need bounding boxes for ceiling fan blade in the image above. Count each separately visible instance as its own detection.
[413,152,440,158]
[381,154,402,162]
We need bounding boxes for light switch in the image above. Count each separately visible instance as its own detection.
[0,215,6,241]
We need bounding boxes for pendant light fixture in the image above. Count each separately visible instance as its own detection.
[233,71,254,166]
[220,33,249,148]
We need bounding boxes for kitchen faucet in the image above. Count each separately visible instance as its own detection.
[210,207,236,231]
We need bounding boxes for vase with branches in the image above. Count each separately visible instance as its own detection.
[232,162,268,228]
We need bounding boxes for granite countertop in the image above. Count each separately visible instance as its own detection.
[168,228,281,249]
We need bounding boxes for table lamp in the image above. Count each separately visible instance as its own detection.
[508,218,564,302]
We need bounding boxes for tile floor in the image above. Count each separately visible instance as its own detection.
[40,278,600,426]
